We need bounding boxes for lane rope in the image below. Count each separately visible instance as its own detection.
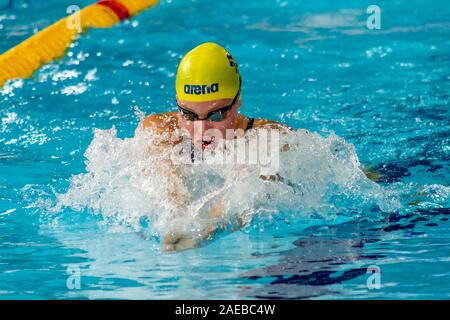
[97,0,131,21]
[0,0,159,88]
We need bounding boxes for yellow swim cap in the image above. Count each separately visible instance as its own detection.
[176,42,240,102]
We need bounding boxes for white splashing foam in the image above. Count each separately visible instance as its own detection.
[54,127,400,238]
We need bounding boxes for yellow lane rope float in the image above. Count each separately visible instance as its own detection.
[0,0,159,88]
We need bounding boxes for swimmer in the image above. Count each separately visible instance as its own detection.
[136,42,382,251]
[136,42,291,251]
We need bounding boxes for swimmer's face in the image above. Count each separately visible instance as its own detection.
[176,97,241,150]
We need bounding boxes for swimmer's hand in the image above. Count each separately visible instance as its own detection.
[260,173,283,181]
[162,232,200,252]
[161,200,230,252]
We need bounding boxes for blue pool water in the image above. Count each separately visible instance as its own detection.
[1,0,450,299]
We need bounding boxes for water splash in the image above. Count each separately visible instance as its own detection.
[54,127,401,242]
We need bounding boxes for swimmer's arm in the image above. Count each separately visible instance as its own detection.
[256,120,383,183]
[162,199,237,252]
[253,121,382,183]
[136,112,190,204]
[162,119,292,251]
[253,119,293,181]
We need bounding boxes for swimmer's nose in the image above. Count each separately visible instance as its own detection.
[194,119,210,136]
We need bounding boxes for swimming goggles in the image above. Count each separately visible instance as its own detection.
[178,89,240,122]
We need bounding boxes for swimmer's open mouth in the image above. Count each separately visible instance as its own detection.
[200,137,215,149]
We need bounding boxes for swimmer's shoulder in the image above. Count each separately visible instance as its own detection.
[136,112,179,134]
[251,118,293,132]
[250,119,295,153]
